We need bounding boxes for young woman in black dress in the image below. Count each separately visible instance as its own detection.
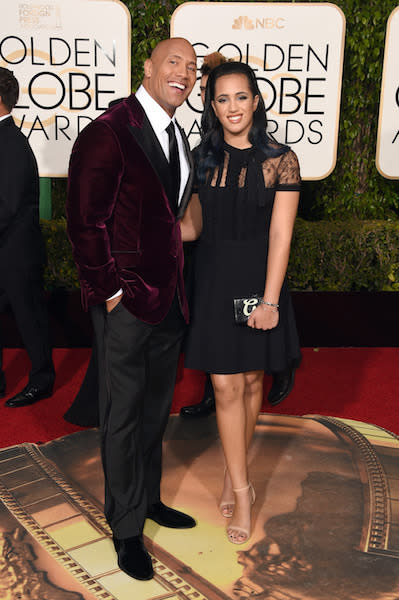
[181,61,301,545]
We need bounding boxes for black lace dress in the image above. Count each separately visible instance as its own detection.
[184,143,302,375]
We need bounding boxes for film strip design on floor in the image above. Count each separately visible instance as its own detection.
[0,442,229,600]
[309,416,399,559]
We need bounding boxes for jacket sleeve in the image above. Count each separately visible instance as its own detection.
[0,131,39,240]
[66,120,123,306]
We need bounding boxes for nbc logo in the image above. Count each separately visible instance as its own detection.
[232,16,255,30]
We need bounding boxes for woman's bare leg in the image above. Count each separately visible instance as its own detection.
[218,370,264,517]
[212,372,258,543]
[215,373,245,517]
[243,370,264,448]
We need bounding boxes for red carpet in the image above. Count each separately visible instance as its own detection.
[0,346,398,448]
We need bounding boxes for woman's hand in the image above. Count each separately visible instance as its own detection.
[247,305,279,330]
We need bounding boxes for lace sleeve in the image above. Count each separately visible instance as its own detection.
[276,149,301,190]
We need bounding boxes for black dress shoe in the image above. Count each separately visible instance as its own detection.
[147,501,196,529]
[180,395,215,418]
[268,368,296,407]
[180,375,216,418]
[5,383,53,407]
[113,534,153,580]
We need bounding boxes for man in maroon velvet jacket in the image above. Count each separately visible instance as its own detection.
[66,38,197,581]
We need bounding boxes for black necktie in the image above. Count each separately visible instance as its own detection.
[166,121,181,213]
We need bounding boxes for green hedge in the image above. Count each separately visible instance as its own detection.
[289,218,399,291]
[41,219,399,292]
[41,219,79,290]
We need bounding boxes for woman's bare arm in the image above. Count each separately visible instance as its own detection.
[179,193,203,241]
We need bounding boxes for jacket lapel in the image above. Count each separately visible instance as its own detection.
[127,97,194,219]
[128,111,173,202]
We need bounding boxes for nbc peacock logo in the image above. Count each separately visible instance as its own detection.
[232,16,255,30]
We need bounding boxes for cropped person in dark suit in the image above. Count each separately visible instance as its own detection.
[0,67,55,406]
[66,38,197,581]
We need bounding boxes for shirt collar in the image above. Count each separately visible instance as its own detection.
[0,113,11,123]
[135,85,174,136]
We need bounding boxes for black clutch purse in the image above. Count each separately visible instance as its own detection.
[233,294,263,324]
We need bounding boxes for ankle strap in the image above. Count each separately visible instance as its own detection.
[232,484,250,493]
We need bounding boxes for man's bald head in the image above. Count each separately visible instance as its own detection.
[150,37,195,62]
[142,37,197,117]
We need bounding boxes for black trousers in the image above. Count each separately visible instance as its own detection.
[64,343,99,427]
[0,267,55,388]
[90,296,185,539]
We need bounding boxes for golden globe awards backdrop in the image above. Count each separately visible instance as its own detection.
[0,0,131,177]
[171,2,346,180]
[376,6,399,180]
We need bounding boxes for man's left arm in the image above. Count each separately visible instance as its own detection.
[66,121,123,306]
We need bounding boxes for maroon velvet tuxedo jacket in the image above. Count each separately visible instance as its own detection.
[66,94,193,324]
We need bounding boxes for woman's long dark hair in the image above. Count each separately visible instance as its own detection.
[197,61,288,183]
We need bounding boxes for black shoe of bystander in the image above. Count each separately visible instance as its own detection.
[5,383,53,407]
[268,368,296,407]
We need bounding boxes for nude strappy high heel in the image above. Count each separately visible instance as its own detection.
[219,468,235,518]
[226,483,255,545]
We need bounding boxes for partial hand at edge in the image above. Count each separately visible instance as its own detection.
[106,294,123,313]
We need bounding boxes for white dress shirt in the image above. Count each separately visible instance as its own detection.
[135,84,190,204]
[0,113,11,122]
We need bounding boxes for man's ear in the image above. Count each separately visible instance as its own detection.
[143,58,152,79]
